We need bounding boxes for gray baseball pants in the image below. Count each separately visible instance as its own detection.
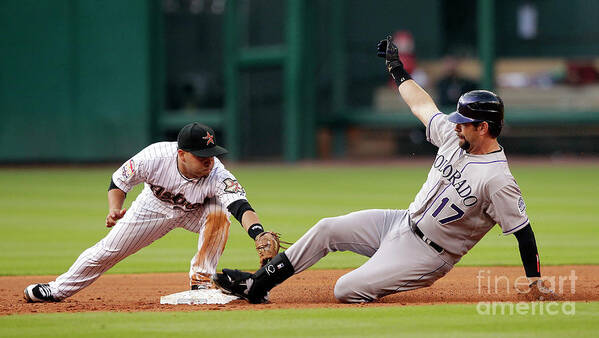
[284,209,461,303]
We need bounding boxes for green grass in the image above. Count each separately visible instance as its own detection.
[0,163,597,276]
[2,302,597,337]
[1,164,597,336]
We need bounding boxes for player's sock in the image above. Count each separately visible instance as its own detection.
[249,252,294,299]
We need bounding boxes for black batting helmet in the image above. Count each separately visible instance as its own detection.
[448,90,504,126]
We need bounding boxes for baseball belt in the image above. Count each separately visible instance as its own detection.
[412,225,445,254]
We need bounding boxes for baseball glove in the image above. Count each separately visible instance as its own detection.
[255,231,285,267]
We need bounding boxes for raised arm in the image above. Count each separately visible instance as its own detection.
[397,79,440,126]
[377,36,440,126]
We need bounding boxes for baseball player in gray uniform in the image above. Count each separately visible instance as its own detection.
[24,123,278,302]
[211,36,549,303]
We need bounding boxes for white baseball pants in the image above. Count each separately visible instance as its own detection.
[48,198,230,300]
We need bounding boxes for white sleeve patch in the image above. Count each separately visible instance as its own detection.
[517,196,526,215]
[488,185,530,235]
[223,178,245,195]
[122,159,135,179]
[112,156,146,193]
[212,161,247,207]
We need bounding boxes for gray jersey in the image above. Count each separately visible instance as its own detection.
[282,112,531,303]
[408,113,529,256]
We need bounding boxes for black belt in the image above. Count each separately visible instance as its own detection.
[413,225,444,254]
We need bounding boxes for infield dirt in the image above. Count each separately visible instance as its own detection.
[2,266,598,315]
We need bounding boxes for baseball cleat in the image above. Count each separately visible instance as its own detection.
[211,269,268,304]
[190,283,214,290]
[24,283,58,303]
[190,272,215,290]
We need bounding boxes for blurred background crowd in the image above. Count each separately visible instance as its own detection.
[1,0,598,162]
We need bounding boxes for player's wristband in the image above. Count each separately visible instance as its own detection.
[390,67,412,87]
[248,223,264,240]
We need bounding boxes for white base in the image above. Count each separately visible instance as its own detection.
[160,289,239,305]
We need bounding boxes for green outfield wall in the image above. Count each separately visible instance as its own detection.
[0,0,156,161]
[1,0,598,162]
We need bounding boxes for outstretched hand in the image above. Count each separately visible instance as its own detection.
[106,208,127,227]
[376,35,402,73]
[376,35,411,86]
[376,38,388,58]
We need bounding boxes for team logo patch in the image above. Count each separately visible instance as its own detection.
[223,178,245,194]
[518,196,526,214]
[122,159,135,178]
[202,131,215,145]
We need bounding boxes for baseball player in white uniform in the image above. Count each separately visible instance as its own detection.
[210,36,551,303]
[24,123,275,302]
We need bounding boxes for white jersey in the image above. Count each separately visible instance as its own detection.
[408,113,529,256]
[112,142,247,212]
[49,141,246,300]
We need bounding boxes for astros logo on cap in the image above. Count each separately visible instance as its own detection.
[202,131,215,145]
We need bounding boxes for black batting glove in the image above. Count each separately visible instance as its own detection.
[376,35,411,86]
[380,35,401,72]
[376,39,388,58]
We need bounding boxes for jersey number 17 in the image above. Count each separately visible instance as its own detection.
[431,197,465,224]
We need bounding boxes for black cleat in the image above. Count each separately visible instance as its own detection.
[24,283,58,303]
[211,269,268,304]
[190,283,214,290]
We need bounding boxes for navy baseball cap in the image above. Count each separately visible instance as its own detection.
[447,90,504,125]
[177,123,228,157]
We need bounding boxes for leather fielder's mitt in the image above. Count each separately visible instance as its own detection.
[255,231,286,267]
